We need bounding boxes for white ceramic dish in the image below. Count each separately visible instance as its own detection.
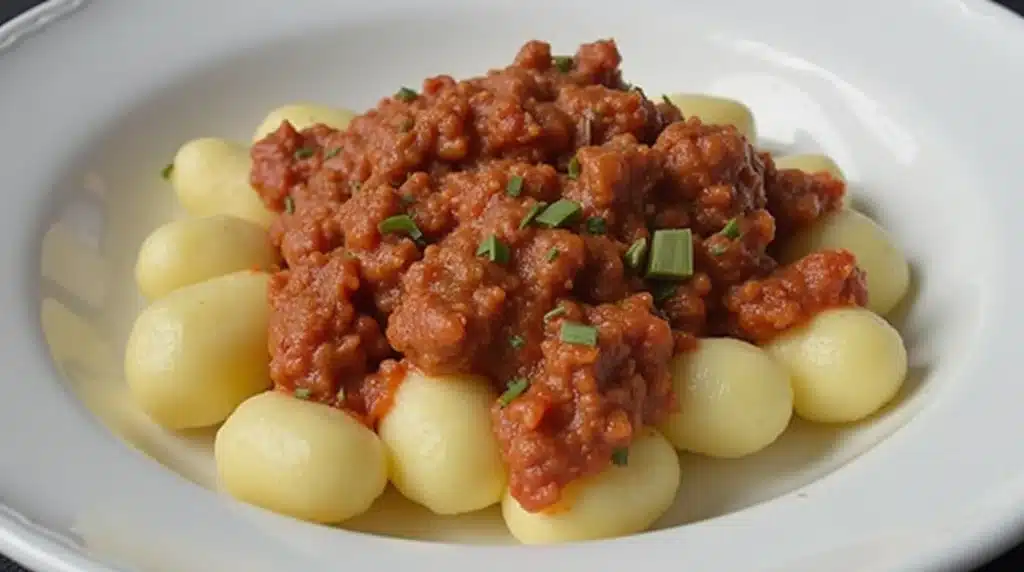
[2,0,1024,570]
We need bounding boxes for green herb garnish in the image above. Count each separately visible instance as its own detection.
[535,199,582,228]
[509,335,526,350]
[650,281,677,304]
[506,175,524,197]
[160,163,174,180]
[476,234,510,264]
[720,217,741,239]
[543,304,567,322]
[560,322,598,346]
[395,87,418,102]
[552,56,574,73]
[586,216,606,235]
[378,214,423,241]
[519,202,548,229]
[566,156,581,180]
[647,229,693,280]
[624,237,648,270]
[611,447,629,466]
[546,248,560,262]
[498,377,530,407]
[294,147,316,159]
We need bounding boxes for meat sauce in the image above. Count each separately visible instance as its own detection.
[250,39,866,513]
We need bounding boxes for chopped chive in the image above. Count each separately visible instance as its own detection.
[284,196,295,214]
[476,234,510,264]
[566,156,581,180]
[611,447,629,466]
[519,201,547,229]
[552,55,574,73]
[546,247,560,262]
[395,87,418,102]
[160,163,174,180]
[647,229,694,279]
[509,335,526,350]
[499,377,530,407]
[720,218,741,239]
[398,118,414,132]
[708,243,728,256]
[535,199,582,228]
[543,304,567,322]
[661,95,674,107]
[650,281,677,304]
[294,147,316,159]
[586,216,606,235]
[506,175,524,197]
[560,322,598,346]
[624,237,648,270]
[378,214,423,241]
[324,148,341,159]
[294,387,311,399]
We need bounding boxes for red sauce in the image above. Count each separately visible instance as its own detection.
[250,39,865,513]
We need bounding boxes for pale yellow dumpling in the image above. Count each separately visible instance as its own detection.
[170,138,273,227]
[659,338,793,458]
[124,271,271,429]
[215,391,388,524]
[252,103,357,142]
[781,208,910,316]
[662,93,757,140]
[765,307,908,424]
[378,369,506,515]
[501,429,680,544]
[134,214,277,300]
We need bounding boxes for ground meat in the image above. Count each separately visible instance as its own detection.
[249,38,864,514]
[723,249,868,343]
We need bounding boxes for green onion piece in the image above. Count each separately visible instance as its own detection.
[506,175,524,197]
[650,281,677,304]
[519,202,548,229]
[661,95,674,107]
[294,387,311,399]
[378,214,423,241]
[535,199,582,228]
[294,147,316,159]
[647,229,694,279]
[720,217,741,239]
[543,304,566,322]
[476,234,510,264]
[499,377,530,407]
[284,196,295,214]
[560,322,598,346]
[586,216,606,235]
[566,156,581,180]
[546,248,560,262]
[395,87,418,102]
[398,118,414,132]
[552,56,574,73]
[160,163,174,180]
[324,148,341,159]
[509,335,525,350]
[611,447,629,466]
[708,243,728,256]
[624,237,648,270]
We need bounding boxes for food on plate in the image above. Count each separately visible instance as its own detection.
[126,38,912,540]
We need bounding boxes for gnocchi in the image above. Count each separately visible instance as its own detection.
[215,391,388,523]
[781,208,911,316]
[134,214,278,300]
[658,338,793,458]
[252,103,356,142]
[501,429,680,545]
[169,138,274,227]
[765,307,908,423]
[662,93,757,140]
[378,369,506,515]
[124,271,271,429]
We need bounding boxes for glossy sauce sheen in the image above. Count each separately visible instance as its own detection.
[250,39,865,513]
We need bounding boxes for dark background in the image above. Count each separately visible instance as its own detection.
[1,0,1023,570]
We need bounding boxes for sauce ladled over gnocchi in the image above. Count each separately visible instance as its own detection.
[129,37,912,543]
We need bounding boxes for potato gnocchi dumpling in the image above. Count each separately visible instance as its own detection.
[765,307,908,424]
[501,430,680,545]
[378,369,506,515]
[252,103,356,142]
[659,338,793,459]
[134,214,278,300]
[662,93,757,140]
[215,391,388,524]
[781,208,910,316]
[169,138,274,227]
[124,271,271,429]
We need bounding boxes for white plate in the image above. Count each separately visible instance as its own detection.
[2,0,1024,570]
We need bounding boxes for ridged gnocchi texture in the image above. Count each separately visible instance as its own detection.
[215,391,387,524]
[781,208,910,316]
[134,214,278,300]
[765,307,908,424]
[124,271,271,429]
[774,153,850,208]
[169,138,274,227]
[658,338,793,458]
[662,93,757,140]
[252,103,356,142]
[501,429,680,544]
[378,369,506,515]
